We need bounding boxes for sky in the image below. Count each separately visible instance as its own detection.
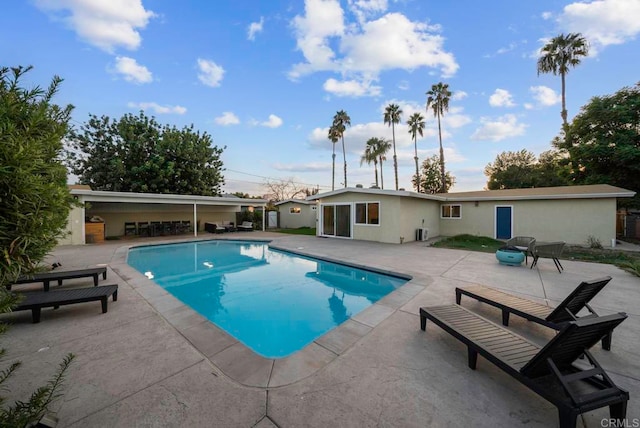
[2,0,640,196]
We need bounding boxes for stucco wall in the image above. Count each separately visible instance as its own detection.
[438,198,617,247]
[399,197,440,242]
[58,204,85,245]
[278,202,317,229]
[87,202,239,237]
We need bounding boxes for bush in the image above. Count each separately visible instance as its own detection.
[587,235,603,249]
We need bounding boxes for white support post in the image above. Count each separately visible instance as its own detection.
[193,202,198,237]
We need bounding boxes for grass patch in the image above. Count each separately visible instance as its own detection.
[273,227,316,236]
[432,234,504,253]
[434,235,640,277]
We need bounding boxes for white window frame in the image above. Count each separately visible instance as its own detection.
[319,203,353,239]
[440,204,462,219]
[289,206,301,214]
[354,201,380,226]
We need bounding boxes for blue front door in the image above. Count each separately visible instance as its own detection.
[496,206,512,240]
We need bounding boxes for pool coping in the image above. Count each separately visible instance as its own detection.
[110,237,424,388]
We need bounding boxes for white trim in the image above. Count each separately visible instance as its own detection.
[354,200,380,226]
[440,204,462,219]
[319,203,353,239]
[70,188,267,206]
[494,205,514,240]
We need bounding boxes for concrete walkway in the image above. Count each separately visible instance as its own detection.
[2,233,639,427]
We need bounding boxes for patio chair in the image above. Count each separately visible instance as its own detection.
[506,236,536,264]
[532,241,566,273]
[237,221,253,231]
[419,305,629,428]
[9,266,108,292]
[456,276,615,349]
[12,284,118,323]
[124,222,137,236]
[137,221,150,237]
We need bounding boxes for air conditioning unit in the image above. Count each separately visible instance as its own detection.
[416,228,429,241]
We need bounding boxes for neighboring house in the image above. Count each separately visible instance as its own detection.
[60,187,267,245]
[274,199,317,229]
[307,184,636,247]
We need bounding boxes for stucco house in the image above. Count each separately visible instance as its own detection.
[60,186,267,245]
[274,199,317,229]
[307,184,635,247]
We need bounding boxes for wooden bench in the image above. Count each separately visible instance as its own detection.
[14,284,118,323]
[9,266,108,292]
[419,304,628,428]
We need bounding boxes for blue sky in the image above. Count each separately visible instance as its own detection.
[3,0,639,195]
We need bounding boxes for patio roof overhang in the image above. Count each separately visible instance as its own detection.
[70,188,267,207]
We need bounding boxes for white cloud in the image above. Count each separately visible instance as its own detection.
[272,162,331,172]
[541,11,553,20]
[471,114,527,142]
[290,2,458,94]
[489,88,516,107]
[197,58,225,87]
[524,103,534,110]
[397,80,409,91]
[323,78,381,97]
[530,85,561,106]
[261,114,283,128]
[112,56,152,83]
[451,90,468,101]
[127,102,186,115]
[214,112,240,125]
[247,17,264,41]
[35,0,155,52]
[558,0,640,50]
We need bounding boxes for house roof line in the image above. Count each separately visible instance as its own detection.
[70,188,267,206]
[274,199,315,206]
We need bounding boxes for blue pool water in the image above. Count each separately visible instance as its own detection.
[127,240,408,358]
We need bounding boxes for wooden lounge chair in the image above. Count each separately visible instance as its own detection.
[8,266,108,292]
[531,241,566,273]
[419,304,629,428]
[456,277,614,349]
[13,284,118,323]
[237,221,253,231]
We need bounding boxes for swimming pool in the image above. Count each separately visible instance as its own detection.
[127,240,408,358]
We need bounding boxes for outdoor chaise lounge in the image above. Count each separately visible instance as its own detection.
[237,221,253,231]
[13,284,118,323]
[8,266,108,292]
[456,277,614,349]
[419,304,629,428]
[531,241,566,273]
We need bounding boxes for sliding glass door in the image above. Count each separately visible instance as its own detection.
[321,204,351,238]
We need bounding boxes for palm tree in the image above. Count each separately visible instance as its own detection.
[537,33,589,130]
[426,82,452,193]
[361,138,381,187]
[407,112,425,192]
[383,103,403,190]
[332,110,351,187]
[327,126,340,191]
[373,138,391,189]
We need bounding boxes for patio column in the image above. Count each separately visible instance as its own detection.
[262,204,266,231]
[193,202,198,237]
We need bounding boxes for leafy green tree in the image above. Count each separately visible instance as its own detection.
[331,110,351,188]
[327,126,340,191]
[537,33,589,130]
[1,65,74,426]
[412,155,455,194]
[360,138,380,188]
[484,149,570,190]
[560,83,640,206]
[426,82,452,193]
[383,103,403,190]
[66,112,225,196]
[407,112,425,192]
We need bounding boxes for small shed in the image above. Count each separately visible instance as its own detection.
[274,199,317,229]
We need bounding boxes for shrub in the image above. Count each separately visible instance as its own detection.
[586,235,603,249]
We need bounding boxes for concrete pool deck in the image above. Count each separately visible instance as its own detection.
[2,232,639,427]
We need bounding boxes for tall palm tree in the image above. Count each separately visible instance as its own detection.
[373,138,391,189]
[426,82,452,193]
[537,33,589,130]
[407,112,425,192]
[360,138,380,187]
[383,103,403,190]
[327,126,340,191]
[332,110,351,188]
